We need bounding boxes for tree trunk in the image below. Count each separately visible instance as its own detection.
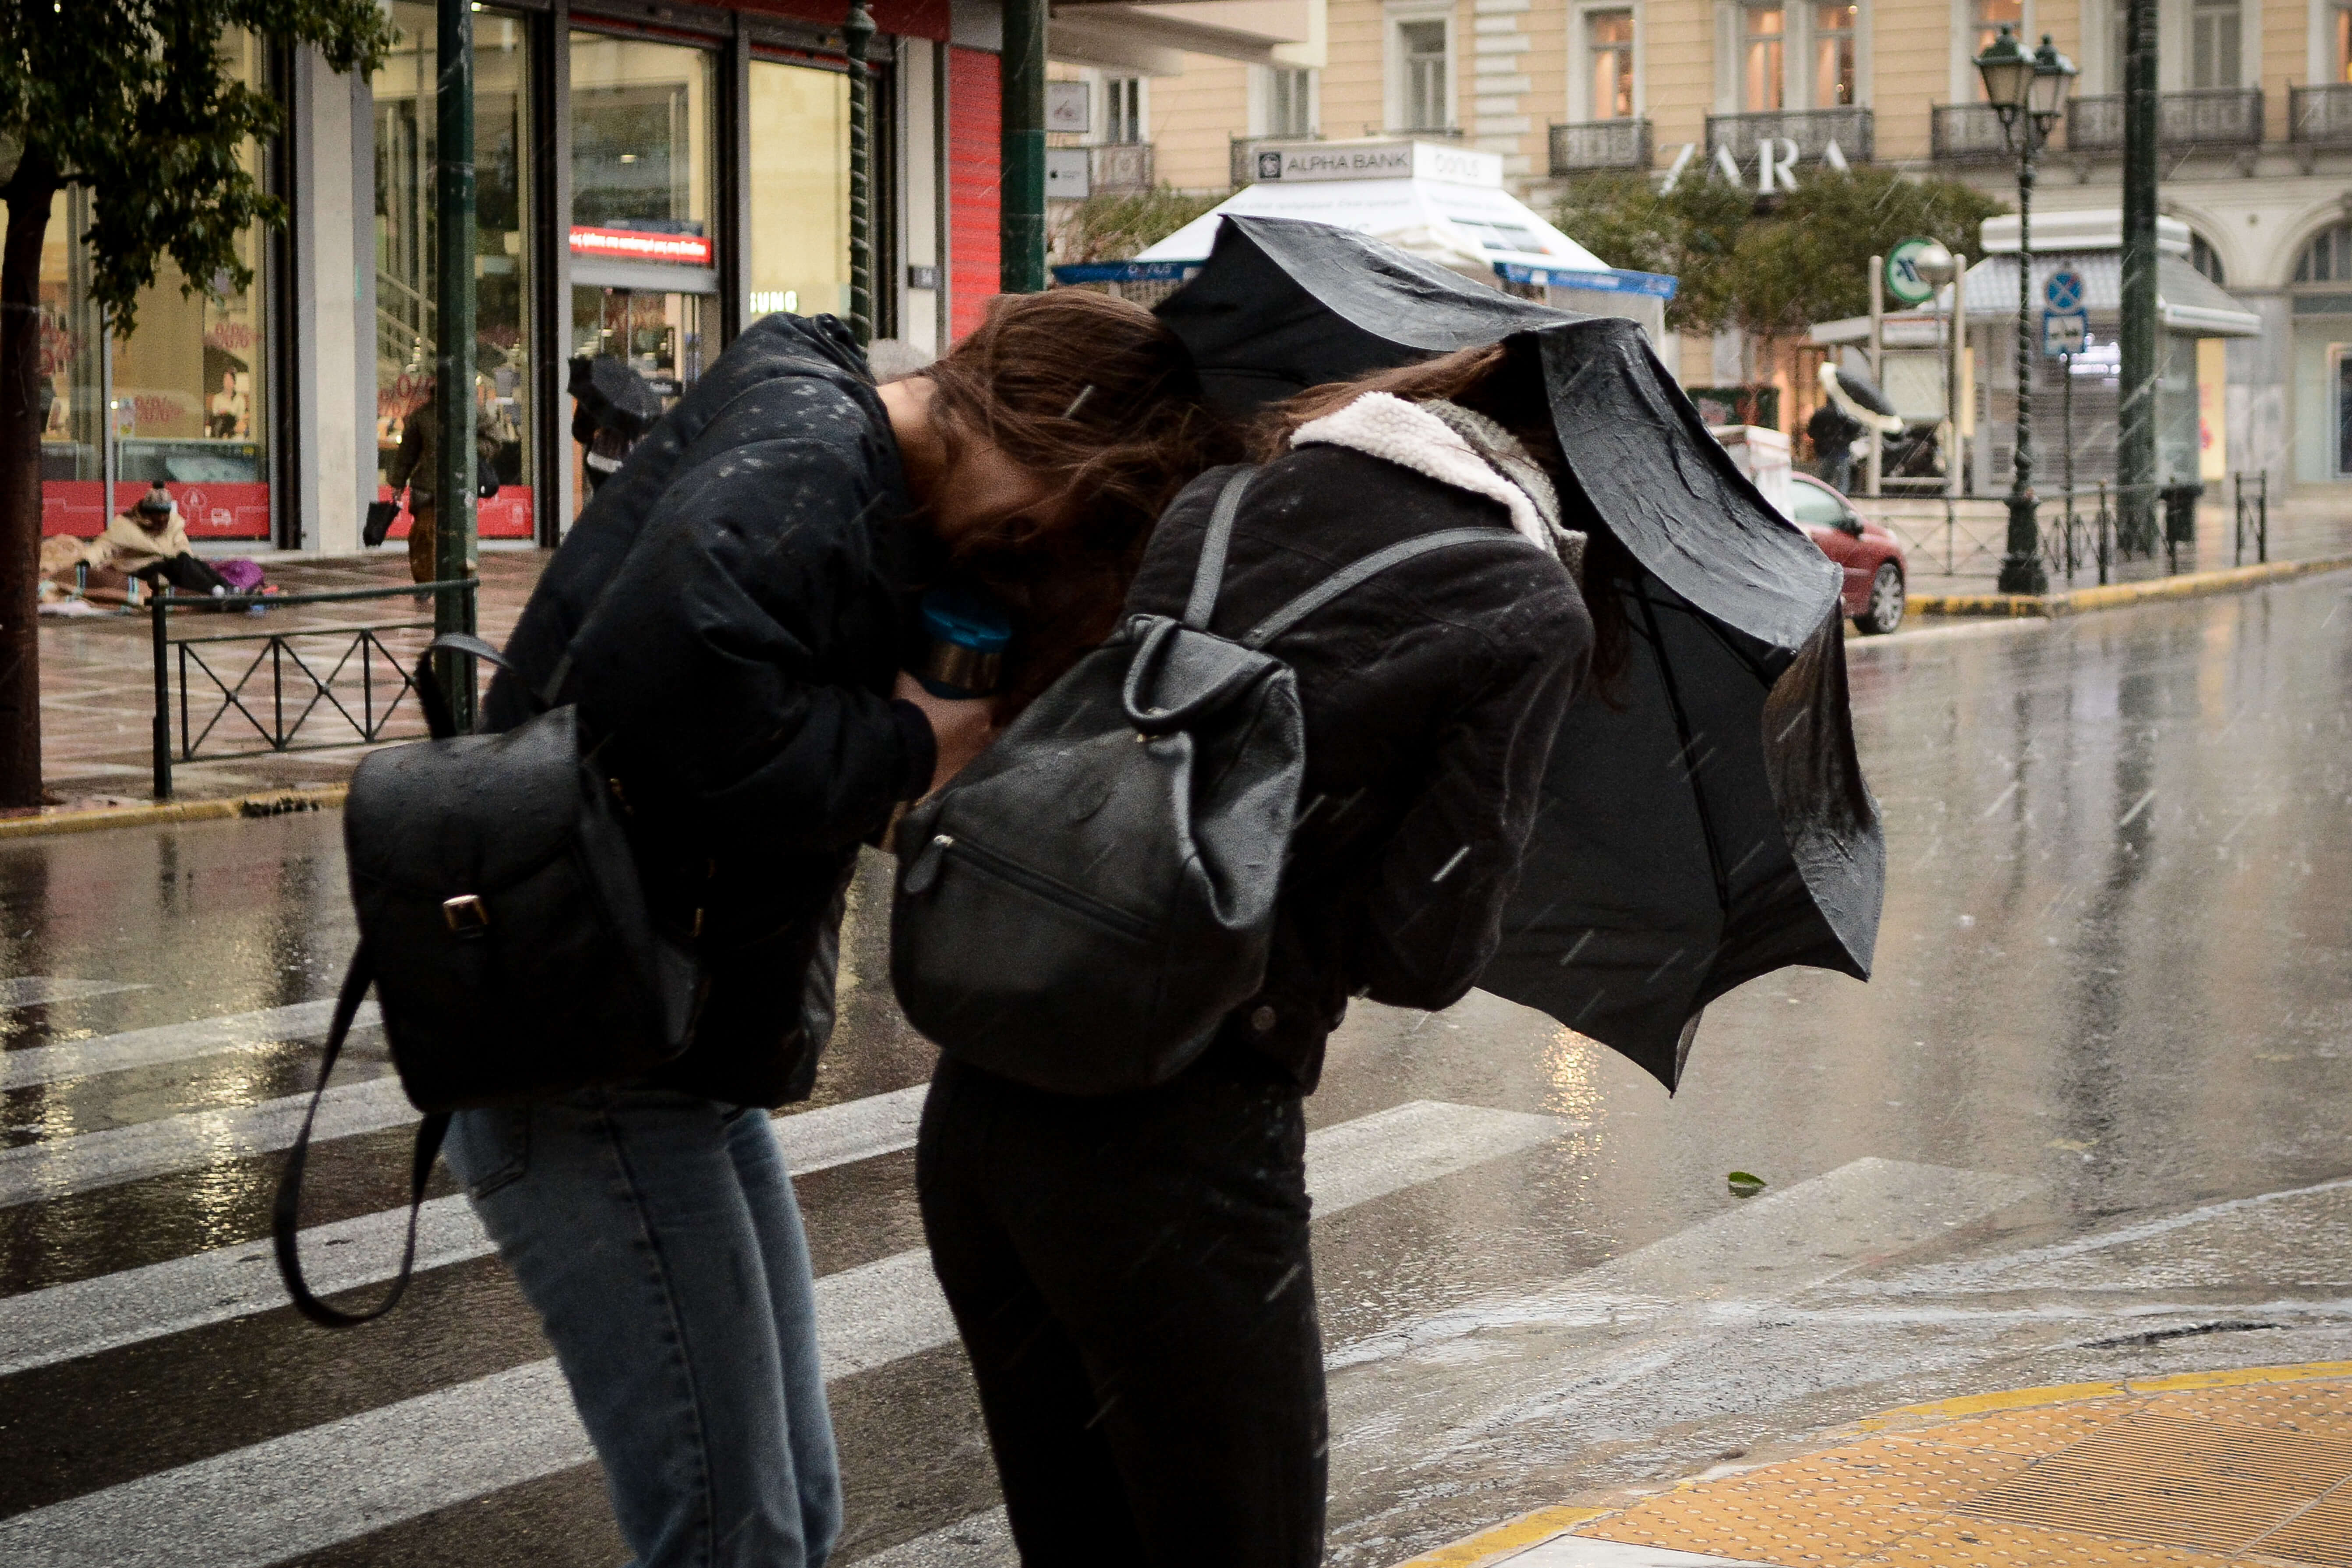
[0,147,57,809]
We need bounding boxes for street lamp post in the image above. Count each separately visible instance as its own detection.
[1975,27,2077,597]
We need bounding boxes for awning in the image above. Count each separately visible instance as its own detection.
[1811,252,2261,343]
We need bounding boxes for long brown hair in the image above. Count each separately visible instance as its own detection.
[917,290,1236,705]
[1254,340,1631,697]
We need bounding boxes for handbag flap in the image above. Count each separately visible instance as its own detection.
[346,707,592,897]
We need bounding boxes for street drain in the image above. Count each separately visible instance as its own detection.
[2082,1319,2285,1349]
[1961,1411,2352,1559]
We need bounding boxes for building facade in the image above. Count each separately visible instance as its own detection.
[38,0,1014,555]
[1118,0,2352,492]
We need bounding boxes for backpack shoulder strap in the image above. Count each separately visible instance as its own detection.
[1181,467,1256,630]
[272,945,451,1328]
[1241,527,1532,650]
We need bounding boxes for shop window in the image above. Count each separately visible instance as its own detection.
[2338,0,2352,81]
[1743,6,1785,111]
[2295,223,2352,284]
[1396,20,1450,131]
[1266,67,1314,138]
[2189,232,2225,285]
[40,35,274,541]
[748,60,850,322]
[1971,0,2023,99]
[373,4,537,541]
[1813,3,1855,106]
[567,32,718,519]
[2188,0,2239,88]
[1586,11,1635,120]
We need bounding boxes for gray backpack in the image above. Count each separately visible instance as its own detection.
[889,466,1528,1094]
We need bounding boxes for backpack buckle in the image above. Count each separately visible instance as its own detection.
[442,894,491,938]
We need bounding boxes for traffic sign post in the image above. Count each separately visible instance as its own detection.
[2044,267,2086,313]
[2042,309,2088,357]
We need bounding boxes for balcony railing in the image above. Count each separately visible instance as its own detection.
[1930,103,2015,162]
[1705,106,1873,165]
[1089,142,1154,194]
[1549,117,1653,174]
[2291,83,2352,146]
[2065,88,2263,151]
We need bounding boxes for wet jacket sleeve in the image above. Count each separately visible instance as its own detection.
[564,379,934,860]
[1344,590,1588,1010]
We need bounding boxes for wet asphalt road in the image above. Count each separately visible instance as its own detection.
[1,573,2349,1568]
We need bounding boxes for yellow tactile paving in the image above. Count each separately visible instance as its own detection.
[1393,1364,2352,1568]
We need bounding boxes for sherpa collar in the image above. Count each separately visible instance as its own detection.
[1291,392,1554,551]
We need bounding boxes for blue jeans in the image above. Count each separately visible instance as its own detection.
[446,1088,841,1568]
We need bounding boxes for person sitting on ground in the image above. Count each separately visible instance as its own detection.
[91,484,232,598]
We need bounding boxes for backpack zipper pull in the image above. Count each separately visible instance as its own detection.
[905,832,952,895]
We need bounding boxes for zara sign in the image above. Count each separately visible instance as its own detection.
[1659,138,1854,195]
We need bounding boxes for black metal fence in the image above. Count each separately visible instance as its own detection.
[149,578,476,799]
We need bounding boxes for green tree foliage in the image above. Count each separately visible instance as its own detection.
[1554,165,2007,347]
[1049,186,1229,265]
[0,0,392,805]
[0,0,393,329]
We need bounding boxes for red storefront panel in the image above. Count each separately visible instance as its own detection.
[374,485,538,539]
[948,46,1001,344]
[42,482,271,540]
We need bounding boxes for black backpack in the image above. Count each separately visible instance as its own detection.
[273,636,701,1326]
[889,466,1531,1094]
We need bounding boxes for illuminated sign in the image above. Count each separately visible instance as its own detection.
[568,226,713,266]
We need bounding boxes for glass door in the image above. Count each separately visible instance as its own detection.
[569,287,712,503]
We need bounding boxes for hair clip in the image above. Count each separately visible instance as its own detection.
[1062,385,1096,421]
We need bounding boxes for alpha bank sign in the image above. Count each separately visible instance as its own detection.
[1250,139,1505,189]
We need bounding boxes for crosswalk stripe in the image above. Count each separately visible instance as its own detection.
[0,1000,382,1091]
[0,1100,1575,1567]
[0,977,148,1012]
[0,1076,415,1210]
[0,1084,932,1374]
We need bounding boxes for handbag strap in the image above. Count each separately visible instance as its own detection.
[1181,467,1255,629]
[272,945,452,1329]
[1241,527,1532,649]
[414,634,529,741]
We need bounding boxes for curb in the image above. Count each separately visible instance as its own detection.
[0,785,347,842]
[1391,1359,2352,1568]
[1911,553,2352,618]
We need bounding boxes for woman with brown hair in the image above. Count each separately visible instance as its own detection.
[451,292,1226,1568]
[914,335,1598,1568]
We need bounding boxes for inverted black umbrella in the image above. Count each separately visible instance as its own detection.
[1154,215,1884,1090]
[567,354,662,440]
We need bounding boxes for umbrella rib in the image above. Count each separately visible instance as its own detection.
[1634,580,1733,918]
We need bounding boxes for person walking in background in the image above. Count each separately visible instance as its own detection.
[913,339,1597,1568]
[383,380,506,583]
[447,293,1228,1568]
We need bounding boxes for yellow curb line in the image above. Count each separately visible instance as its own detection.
[1391,1360,2352,1566]
[0,785,347,841]
[1391,1507,1614,1568]
[1913,553,2352,618]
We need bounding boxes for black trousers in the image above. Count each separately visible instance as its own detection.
[134,554,229,595]
[916,1051,1324,1568]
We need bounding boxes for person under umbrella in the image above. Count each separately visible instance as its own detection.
[1808,361,1905,493]
[569,355,663,498]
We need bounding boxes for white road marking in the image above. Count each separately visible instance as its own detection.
[0,1085,932,1373]
[0,1000,381,1091]
[1513,1540,1773,1567]
[0,1100,1577,1567]
[0,977,148,1012]
[0,1076,417,1209]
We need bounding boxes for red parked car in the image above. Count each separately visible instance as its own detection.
[1786,472,1908,634]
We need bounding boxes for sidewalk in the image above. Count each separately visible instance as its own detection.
[28,549,547,808]
[1400,1363,2352,1568]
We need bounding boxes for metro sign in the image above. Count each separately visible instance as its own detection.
[569,226,714,266]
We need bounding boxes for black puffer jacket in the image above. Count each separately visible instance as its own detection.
[488,314,941,1108]
[1125,442,1592,1091]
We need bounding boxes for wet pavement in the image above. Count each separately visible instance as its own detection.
[1,571,2349,1567]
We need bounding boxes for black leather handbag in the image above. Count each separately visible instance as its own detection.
[891,468,1528,1094]
[273,635,702,1326]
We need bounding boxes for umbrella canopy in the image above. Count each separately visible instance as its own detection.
[1154,216,1885,1090]
[567,354,663,439]
[1822,364,1905,431]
